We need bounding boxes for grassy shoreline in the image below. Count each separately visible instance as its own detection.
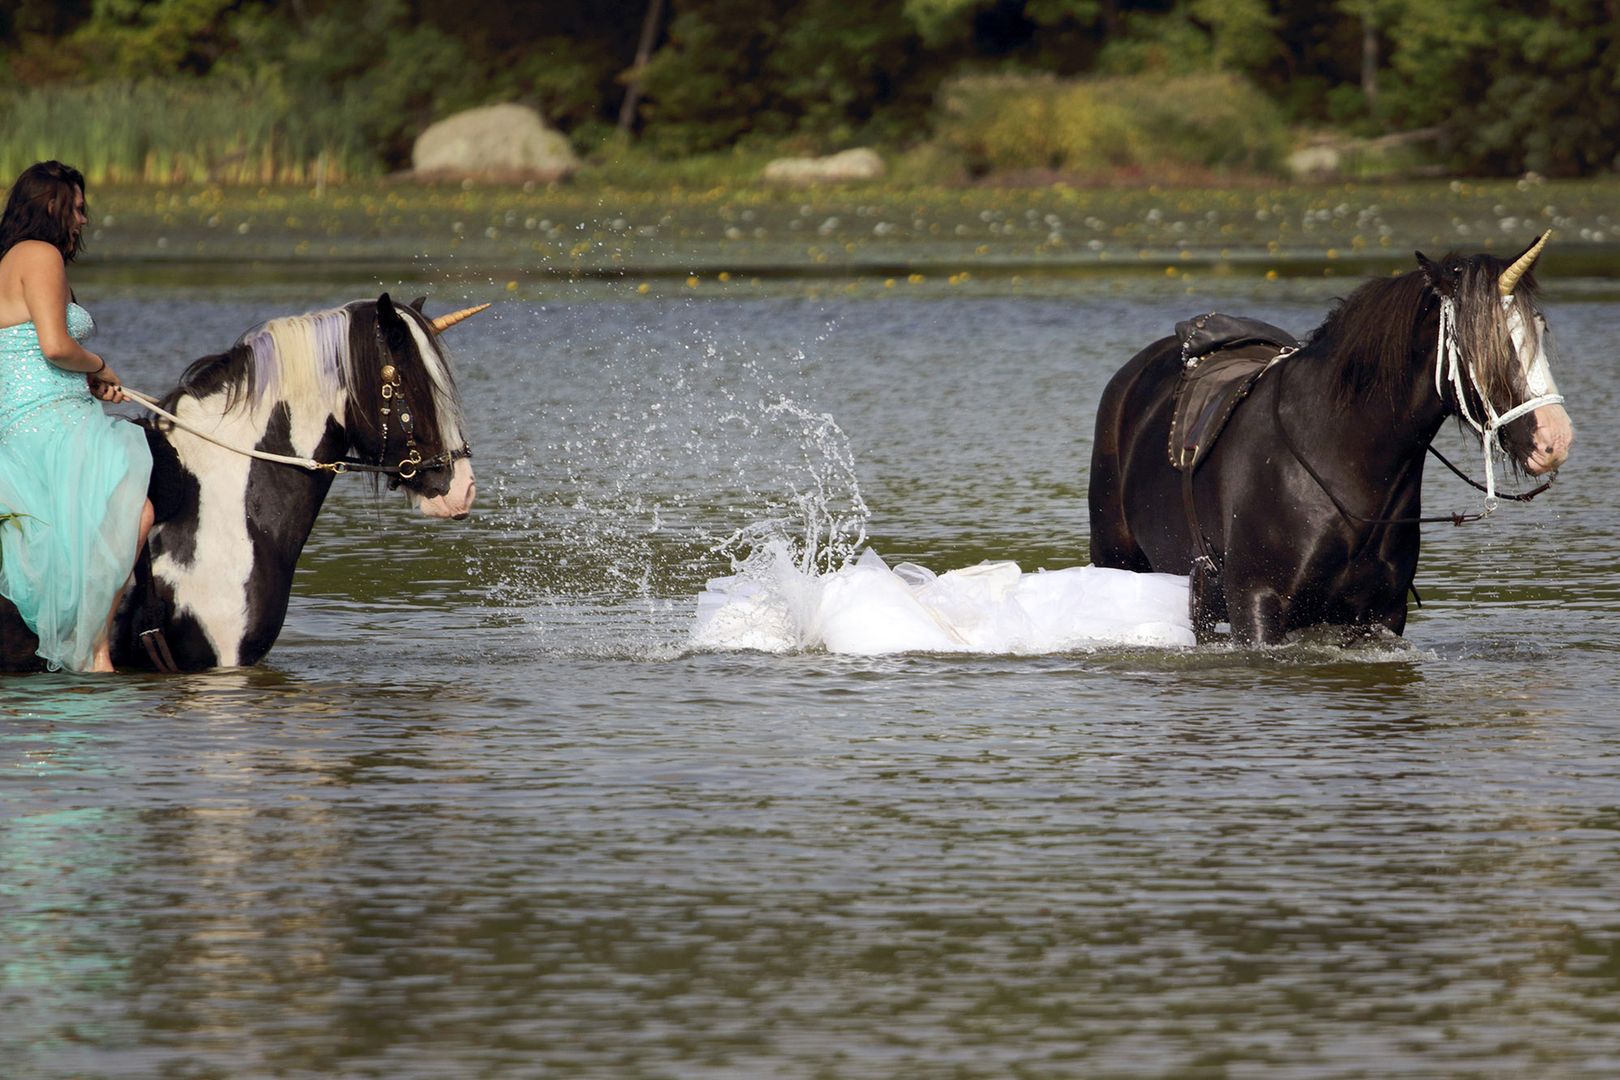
[70,176,1620,301]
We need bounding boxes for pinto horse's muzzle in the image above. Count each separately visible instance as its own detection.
[412,456,476,519]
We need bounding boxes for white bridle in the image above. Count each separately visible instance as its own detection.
[1434,294,1565,511]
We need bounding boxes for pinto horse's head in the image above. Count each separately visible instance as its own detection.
[1416,232,1574,476]
[344,294,479,519]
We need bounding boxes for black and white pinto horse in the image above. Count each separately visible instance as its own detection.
[1,294,479,672]
[1089,233,1574,645]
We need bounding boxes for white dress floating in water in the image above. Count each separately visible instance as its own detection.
[692,546,1194,655]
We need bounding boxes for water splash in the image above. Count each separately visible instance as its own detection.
[708,396,870,578]
[467,310,869,655]
[692,548,1195,655]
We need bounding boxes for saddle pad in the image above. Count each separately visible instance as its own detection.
[1168,344,1281,471]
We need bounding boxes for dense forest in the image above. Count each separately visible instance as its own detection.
[2,0,1618,182]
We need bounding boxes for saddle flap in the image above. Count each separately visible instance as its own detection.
[1168,344,1283,472]
[1166,312,1298,472]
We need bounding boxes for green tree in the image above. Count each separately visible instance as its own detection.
[73,0,243,75]
[1377,0,1620,174]
[631,0,937,152]
[1188,0,1277,71]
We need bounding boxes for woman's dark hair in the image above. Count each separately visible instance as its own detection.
[0,160,88,262]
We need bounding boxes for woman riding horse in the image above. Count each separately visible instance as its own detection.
[0,294,484,673]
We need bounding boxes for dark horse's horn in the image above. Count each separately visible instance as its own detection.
[431,303,491,332]
[1499,231,1552,296]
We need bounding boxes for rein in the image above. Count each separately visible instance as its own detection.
[123,385,470,479]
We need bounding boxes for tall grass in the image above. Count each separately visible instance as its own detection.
[936,72,1289,179]
[0,79,377,186]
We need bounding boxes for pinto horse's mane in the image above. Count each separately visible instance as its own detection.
[160,299,466,454]
[1302,256,1540,411]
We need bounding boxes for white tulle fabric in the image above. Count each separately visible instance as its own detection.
[693,547,1193,655]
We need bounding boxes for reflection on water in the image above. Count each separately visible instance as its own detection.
[4,279,1619,1077]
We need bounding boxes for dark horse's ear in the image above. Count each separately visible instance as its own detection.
[375,292,412,353]
[1415,251,1456,297]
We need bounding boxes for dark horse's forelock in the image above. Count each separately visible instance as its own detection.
[1305,256,1539,413]
[1450,258,1541,421]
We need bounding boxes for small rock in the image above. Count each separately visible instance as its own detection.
[762,148,885,186]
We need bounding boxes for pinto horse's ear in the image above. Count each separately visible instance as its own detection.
[1415,251,1456,297]
[375,292,412,352]
[409,296,427,312]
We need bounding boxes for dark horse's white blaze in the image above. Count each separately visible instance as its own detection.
[137,294,474,669]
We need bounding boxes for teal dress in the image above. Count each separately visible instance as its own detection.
[0,303,152,671]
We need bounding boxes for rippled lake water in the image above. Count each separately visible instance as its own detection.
[4,260,1619,1078]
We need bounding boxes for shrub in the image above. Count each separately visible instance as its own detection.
[935,71,1288,179]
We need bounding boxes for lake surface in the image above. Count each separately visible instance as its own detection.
[4,260,1619,1078]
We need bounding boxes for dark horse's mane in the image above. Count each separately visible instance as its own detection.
[1301,257,1541,411]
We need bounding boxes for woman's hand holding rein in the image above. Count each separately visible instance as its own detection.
[87,355,126,403]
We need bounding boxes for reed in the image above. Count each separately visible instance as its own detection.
[0,80,377,186]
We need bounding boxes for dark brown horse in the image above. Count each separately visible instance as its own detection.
[1088,233,1574,645]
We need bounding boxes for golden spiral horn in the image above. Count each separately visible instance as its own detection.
[1499,231,1551,296]
[431,303,491,332]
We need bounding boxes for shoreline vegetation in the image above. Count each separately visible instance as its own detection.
[12,8,1612,294]
[6,3,1618,185]
[8,5,1619,299]
[0,72,1307,189]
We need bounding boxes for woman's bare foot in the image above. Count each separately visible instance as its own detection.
[91,499,156,674]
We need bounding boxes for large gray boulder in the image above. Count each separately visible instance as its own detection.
[762,148,885,186]
[412,103,579,182]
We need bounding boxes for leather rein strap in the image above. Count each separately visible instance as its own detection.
[122,386,471,479]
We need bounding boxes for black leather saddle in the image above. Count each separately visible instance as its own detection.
[1168,313,1299,472]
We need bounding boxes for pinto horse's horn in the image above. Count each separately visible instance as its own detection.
[1499,231,1551,296]
[431,303,491,332]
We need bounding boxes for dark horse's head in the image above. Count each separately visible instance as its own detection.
[1314,232,1573,477]
[1416,231,1573,476]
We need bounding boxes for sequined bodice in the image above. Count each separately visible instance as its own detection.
[0,303,96,443]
